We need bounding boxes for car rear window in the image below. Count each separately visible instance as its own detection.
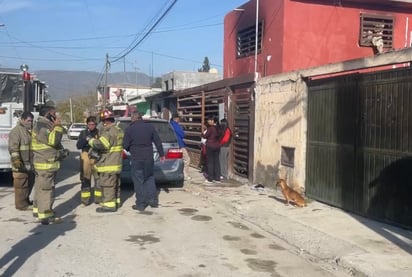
[71,124,86,129]
[150,121,177,143]
[118,120,177,143]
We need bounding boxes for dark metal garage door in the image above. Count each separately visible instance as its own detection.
[306,67,412,229]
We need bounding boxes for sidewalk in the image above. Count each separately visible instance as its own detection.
[184,167,412,277]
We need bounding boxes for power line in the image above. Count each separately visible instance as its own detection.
[110,0,179,63]
[0,22,222,47]
[0,55,100,62]
[4,33,94,60]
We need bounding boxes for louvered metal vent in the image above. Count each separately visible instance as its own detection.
[236,22,263,58]
[360,14,394,48]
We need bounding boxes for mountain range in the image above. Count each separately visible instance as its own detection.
[34,70,153,101]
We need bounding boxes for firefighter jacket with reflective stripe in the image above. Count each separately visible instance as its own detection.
[88,123,124,174]
[76,128,99,152]
[8,120,32,172]
[31,116,64,172]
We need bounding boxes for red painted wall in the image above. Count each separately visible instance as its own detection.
[224,0,412,78]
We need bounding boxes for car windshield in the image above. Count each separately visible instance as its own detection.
[118,120,177,143]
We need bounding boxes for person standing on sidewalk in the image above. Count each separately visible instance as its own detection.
[123,111,165,212]
[8,111,35,211]
[31,106,65,225]
[202,115,222,184]
[76,116,99,205]
[198,123,209,178]
[219,118,232,180]
[170,112,191,181]
[87,110,124,213]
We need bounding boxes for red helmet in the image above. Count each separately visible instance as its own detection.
[101,110,114,120]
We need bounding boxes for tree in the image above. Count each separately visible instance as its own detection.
[56,92,97,124]
[198,57,210,72]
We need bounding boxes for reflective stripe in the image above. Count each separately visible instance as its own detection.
[48,131,56,145]
[32,141,53,150]
[10,152,20,157]
[34,161,60,170]
[38,211,54,219]
[110,146,123,152]
[101,201,116,208]
[81,191,91,198]
[95,164,121,173]
[47,127,63,145]
[54,126,63,132]
[88,138,96,147]
[116,198,120,204]
[100,136,110,149]
[33,207,38,213]
[19,145,30,151]
[94,190,102,197]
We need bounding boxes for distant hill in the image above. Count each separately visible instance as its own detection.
[34,70,153,101]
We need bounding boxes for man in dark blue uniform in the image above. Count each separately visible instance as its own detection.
[76,116,100,205]
[123,111,165,212]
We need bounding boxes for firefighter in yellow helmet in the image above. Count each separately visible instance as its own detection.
[32,106,68,225]
[87,110,123,213]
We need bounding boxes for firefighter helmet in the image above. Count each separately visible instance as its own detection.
[101,110,114,120]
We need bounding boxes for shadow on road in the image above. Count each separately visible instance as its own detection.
[0,190,79,276]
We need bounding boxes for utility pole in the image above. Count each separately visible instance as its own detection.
[69,97,74,123]
[254,0,259,80]
[103,53,109,109]
[151,51,154,86]
[134,60,140,85]
[123,57,126,83]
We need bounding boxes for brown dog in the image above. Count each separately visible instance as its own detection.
[276,179,306,207]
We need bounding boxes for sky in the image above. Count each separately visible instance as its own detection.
[0,0,247,78]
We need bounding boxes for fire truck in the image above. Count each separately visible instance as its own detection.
[0,66,49,172]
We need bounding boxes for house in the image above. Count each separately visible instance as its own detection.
[179,0,412,178]
[127,88,162,116]
[224,0,412,78]
[145,71,221,120]
[97,83,152,116]
[173,0,412,228]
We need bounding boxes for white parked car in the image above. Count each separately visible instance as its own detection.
[67,123,87,140]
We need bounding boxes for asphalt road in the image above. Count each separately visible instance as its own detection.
[0,139,350,277]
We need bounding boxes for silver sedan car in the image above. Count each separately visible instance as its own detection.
[117,117,184,188]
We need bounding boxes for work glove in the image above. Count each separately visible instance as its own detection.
[12,159,23,170]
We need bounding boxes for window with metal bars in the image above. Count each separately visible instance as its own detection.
[281,146,295,168]
[359,14,393,49]
[236,21,263,58]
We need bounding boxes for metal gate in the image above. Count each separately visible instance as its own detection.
[230,86,254,179]
[175,74,255,180]
[306,67,412,228]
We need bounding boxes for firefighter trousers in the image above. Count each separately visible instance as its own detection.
[80,152,101,205]
[34,170,57,220]
[97,173,120,210]
[12,171,34,210]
